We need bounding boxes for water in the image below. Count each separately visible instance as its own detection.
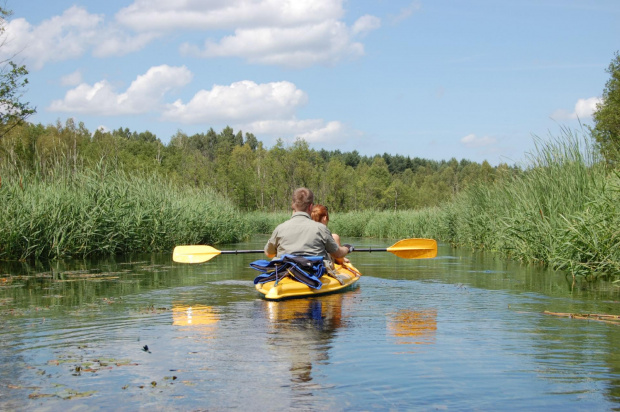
[1,236,620,411]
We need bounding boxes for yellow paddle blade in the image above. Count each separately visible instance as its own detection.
[173,245,222,263]
[387,238,437,259]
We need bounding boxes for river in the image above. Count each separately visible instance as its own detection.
[1,236,619,411]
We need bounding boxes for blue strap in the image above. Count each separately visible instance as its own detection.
[250,255,325,289]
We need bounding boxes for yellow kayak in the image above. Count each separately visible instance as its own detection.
[255,262,361,300]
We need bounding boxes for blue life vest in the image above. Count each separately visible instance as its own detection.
[250,255,326,289]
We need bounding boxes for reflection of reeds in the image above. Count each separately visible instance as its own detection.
[0,164,250,260]
[544,311,620,326]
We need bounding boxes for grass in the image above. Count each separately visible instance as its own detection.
[2,128,617,280]
[329,209,442,239]
[0,164,251,260]
[244,211,290,234]
[343,128,620,280]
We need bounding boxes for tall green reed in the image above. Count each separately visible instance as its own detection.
[330,208,442,239]
[440,128,619,279]
[0,163,251,260]
[245,211,290,234]
[328,128,619,280]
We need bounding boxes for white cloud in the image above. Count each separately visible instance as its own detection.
[2,1,378,70]
[551,96,602,120]
[162,80,307,123]
[574,97,601,118]
[297,120,345,142]
[461,134,497,148]
[48,65,193,115]
[391,1,422,24]
[49,67,346,143]
[92,29,159,58]
[0,6,160,70]
[181,20,368,68]
[60,70,83,86]
[1,7,102,70]
[245,119,345,143]
[120,0,379,68]
[161,78,346,142]
[116,0,345,31]
[352,15,382,36]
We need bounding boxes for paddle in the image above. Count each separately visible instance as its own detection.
[173,238,437,264]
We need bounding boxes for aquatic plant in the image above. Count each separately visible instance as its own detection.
[327,128,619,280]
[244,211,290,234]
[0,163,251,260]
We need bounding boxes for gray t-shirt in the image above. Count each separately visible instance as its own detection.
[264,212,340,258]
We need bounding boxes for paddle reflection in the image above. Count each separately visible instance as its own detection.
[172,304,220,328]
[388,309,437,346]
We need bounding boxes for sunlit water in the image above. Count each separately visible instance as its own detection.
[1,236,620,411]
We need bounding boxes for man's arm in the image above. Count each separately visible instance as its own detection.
[330,245,350,259]
[324,230,350,259]
[264,242,277,258]
[264,231,278,258]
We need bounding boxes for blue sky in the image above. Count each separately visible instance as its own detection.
[2,0,619,165]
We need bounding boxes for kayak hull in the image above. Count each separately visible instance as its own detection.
[255,262,361,300]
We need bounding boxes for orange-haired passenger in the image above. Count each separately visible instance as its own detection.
[311,204,351,263]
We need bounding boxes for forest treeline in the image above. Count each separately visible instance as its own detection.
[0,119,519,212]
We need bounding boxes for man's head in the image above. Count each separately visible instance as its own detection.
[291,187,314,213]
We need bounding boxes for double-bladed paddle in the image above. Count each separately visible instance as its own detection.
[173,238,437,264]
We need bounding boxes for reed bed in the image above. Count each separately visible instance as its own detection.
[245,211,290,234]
[0,165,251,260]
[344,128,619,280]
[445,129,620,279]
[2,128,617,280]
[330,209,442,240]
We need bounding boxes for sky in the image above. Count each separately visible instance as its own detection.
[2,0,619,166]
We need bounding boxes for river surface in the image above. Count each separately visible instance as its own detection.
[1,236,620,411]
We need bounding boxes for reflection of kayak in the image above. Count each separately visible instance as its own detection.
[263,293,345,326]
[255,262,361,300]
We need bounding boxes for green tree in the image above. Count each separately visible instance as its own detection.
[0,8,36,139]
[263,139,289,210]
[229,144,257,210]
[383,177,407,210]
[321,157,349,211]
[591,51,620,166]
[359,156,391,209]
[244,132,258,150]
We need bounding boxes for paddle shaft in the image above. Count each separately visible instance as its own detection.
[217,248,386,254]
[219,249,264,254]
[173,238,437,263]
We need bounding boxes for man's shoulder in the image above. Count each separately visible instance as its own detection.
[275,212,321,231]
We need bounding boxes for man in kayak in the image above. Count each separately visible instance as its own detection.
[264,187,352,260]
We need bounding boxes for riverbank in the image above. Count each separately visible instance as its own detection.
[330,129,619,280]
[2,128,617,279]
